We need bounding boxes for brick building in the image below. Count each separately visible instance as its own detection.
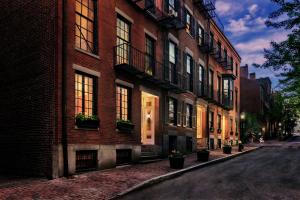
[0,0,240,178]
[240,65,273,138]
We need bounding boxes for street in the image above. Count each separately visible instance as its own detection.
[120,136,300,200]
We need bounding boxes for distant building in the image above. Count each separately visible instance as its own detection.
[240,65,274,138]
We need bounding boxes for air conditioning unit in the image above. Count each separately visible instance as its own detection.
[168,9,178,17]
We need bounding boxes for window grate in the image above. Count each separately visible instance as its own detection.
[76,150,98,172]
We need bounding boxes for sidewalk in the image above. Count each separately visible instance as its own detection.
[0,146,256,200]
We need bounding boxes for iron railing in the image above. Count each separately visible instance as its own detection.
[114,43,186,92]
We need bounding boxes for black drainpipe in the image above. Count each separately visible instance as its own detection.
[62,0,69,177]
[206,18,211,150]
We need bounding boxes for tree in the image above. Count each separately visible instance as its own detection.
[254,0,300,110]
[240,113,261,143]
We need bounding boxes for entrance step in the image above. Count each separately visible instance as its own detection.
[140,152,163,164]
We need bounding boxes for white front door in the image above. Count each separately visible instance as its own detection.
[141,92,158,145]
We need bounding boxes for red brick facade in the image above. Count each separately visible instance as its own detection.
[0,0,241,178]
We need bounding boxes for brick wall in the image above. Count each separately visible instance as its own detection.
[0,0,56,177]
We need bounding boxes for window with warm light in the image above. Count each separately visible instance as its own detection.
[75,73,97,116]
[198,25,204,45]
[209,111,214,129]
[116,85,131,121]
[217,114,221,131]
[75,0,97,54]
[185,10,193,35]
[116,16,131,65]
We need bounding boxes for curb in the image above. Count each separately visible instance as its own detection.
[111,147,261,199]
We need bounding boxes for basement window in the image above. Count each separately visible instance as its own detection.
[76,150,98,172]
[116,149,132,166]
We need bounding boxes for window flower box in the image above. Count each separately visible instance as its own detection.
[75,114,99,129]
[210,127,215,133]
[217,128,222,134]
[117,120,134,133]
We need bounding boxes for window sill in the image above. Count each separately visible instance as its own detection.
[75,48,100,60]
[74,126,100,131]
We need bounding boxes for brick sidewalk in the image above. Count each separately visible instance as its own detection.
[0,147,255,200]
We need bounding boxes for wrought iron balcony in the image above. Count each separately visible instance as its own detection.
[193,0,216,19]
[114,43,186,93]
[198,33,212,54]
[128,0,185,29]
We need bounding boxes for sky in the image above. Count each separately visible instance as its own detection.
[214,0,289,89]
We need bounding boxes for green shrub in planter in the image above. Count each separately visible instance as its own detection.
[116,120,135,133]
[210,127,215,133]
[223,145,232,154]
[75,113,99,129]
[169,151,185,169]
[197,149,209,162]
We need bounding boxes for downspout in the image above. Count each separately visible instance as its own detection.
[62,0,69,177]
[206,17,211,150]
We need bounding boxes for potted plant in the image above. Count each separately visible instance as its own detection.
[116,119,135,133]
[210,127,215,133]
[197,149,209,162]
[169,150,185,169]
[238,141,244,152]
[217,128,222,134]
[223,139,232,154]
[75,113,99,129]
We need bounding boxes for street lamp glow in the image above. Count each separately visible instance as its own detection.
[240,112,246,120]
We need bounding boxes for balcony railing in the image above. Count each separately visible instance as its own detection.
[197,81,208,98]
[128,0,185,29]
[193,0,216,19]
[198,33,212,53]
[114,43,185,93]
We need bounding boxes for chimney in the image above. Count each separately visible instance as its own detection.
[240,64,249,78]
[250,73,256,80]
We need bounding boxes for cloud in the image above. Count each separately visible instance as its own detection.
[236,32,287,55]
[248,4,258,15]
[228,18,249,35]
[215,1,232,16]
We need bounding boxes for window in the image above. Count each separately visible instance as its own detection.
[224,49,228,64]
[235,89,238,112]
[75,73,97,116]
[217,114,221,130]
[230,57,234,70]
[236,64,239,77]
[235,120,238,133]
[198,65,204,95]
[186,54,193,92]
[209,69,214,99]
[217,41,222,58]
[209,32,214,49]
[217,76,221,103]
[223,77,234,108]
[168,0,176,12]
[145,35,155,76]
[75,0,97,54]
[186,104,193,128]
[116,16,131,64]
[76,150,97,172]
[185,10,193,36]
[198,25,204,45]
[168,41,177,84]
[116,85,131,121]
[230,118,233,133]
[168,97,177,125]
[209,111,214,129]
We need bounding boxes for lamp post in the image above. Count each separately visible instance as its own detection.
[240,112,246,142]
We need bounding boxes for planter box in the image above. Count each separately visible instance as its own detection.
[217,129,222,134]
[210,127,215,133]
[197,150,209,162]
[238,144,244,152]
[117,121,134,133]
[76,119,99,129]
[223,146,232,154]
[169,156,185,169]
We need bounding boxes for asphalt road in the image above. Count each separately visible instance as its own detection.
[120,137,300,200]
